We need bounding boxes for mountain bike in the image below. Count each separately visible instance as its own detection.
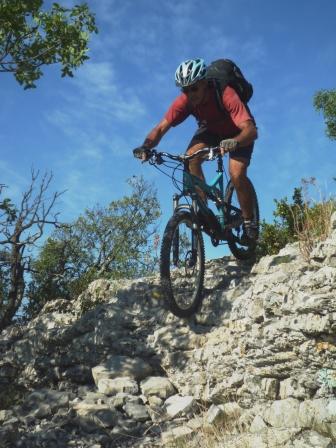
[135,146,259,318]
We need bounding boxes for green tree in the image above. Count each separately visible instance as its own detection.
[25,226,94,317]
[26,176,161,317]
[314,89,336,140]
[0,0,97,88]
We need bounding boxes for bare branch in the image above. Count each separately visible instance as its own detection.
[0,170,64,329]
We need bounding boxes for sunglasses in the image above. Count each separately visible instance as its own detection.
[181,85,201,94]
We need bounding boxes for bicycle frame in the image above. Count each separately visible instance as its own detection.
[142,146,245,243]
[173,155,228,237]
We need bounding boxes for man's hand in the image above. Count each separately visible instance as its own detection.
[219,139,239,154]
[133,146,151,161]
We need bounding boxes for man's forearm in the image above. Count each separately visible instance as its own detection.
[143,127,162,149]
[142,119,171,149]
[235,123,258,147]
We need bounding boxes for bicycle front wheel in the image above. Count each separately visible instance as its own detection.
[160,211,205,318]
[224,178,259,260]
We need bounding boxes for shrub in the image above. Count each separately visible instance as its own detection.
[257,179,336,260]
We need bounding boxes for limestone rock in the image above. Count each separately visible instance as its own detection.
[140,376,176,399]
[123,402,150,422]
[1,215,336,446]
[92,355,152,384]
[97,377,139,395]
[164,395,197,418]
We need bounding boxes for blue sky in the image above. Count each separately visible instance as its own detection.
[1,0,336,259]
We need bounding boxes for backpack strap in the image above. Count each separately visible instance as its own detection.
[210,78,255,124]
[210,79,229,116]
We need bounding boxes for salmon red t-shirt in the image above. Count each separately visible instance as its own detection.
[164,85,253,137]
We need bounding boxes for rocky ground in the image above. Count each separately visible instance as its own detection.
[1,215,336,447]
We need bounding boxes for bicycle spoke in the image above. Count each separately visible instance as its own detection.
[160,212,205,317]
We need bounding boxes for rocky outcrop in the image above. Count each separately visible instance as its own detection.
[1,214,336,447]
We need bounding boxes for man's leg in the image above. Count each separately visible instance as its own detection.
[186,142,208,201]
[187,142,207,179]
[186,127,220,205]
[186,126,218,182]
[229,156,254,220]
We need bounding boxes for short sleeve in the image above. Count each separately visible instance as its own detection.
[222,86,253,127]
[164,94,190,127]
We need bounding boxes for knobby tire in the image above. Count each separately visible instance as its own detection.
[160,211,205,318]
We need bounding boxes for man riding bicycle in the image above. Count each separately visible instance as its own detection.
[134,58,258,242]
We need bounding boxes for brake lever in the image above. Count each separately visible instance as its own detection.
[208,148,215,160]
[208,148,221,160]
[154,153,163,165]
[148,151,163,165]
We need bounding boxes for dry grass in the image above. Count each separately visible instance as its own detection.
[165,404,250,448]
[169,424,250,448]
[293,178,336,261]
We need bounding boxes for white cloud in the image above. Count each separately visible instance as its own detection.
[46,59,148,173]
[68,61,147,121]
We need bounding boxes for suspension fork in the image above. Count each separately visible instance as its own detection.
[172,193,199,266]
[215,156,225,228]
[190,193,199,265]
[172,194,180,266]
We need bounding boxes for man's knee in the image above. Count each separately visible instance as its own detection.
[229,157,249,186]
[187,143,206,174]
[230,173,246,190]
[229,167,250,191]
[187,142,207,155]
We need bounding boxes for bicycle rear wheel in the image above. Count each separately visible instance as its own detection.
[224,178,259,260]
[160,210,205,318]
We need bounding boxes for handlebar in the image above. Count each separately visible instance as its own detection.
[133,146,221,165]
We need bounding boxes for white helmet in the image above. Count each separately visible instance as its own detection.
[175,58,207,87]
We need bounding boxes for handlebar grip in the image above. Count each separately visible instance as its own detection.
[133,147,150,159]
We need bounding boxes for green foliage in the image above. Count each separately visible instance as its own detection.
[257,180,336,260]
[79,290,106,314]
[25,232,94,317]
[314,89,336,140]
[0,197,17,222]
[27,176,161,317]
[257,187,304,258]
[0,0,97,88]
